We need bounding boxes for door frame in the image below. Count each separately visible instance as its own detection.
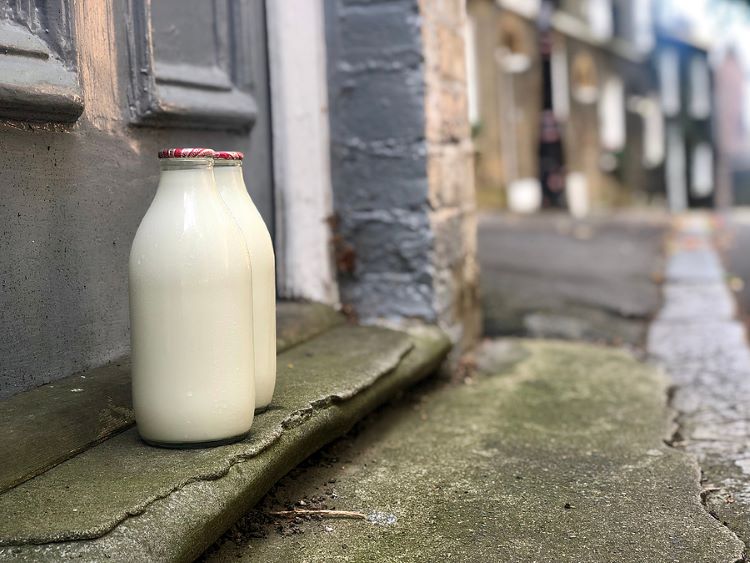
[266,0,339,305]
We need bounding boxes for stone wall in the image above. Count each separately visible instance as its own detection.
[324,0,480,352]
[419,0,481,350]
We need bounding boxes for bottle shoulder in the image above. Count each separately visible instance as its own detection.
[220,190,274,250]
[130,192,250,271]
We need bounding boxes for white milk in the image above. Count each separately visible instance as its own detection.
[214,154,276,410]
[129,152,255,446]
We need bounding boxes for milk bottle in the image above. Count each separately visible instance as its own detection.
[214,151,276,411]
[129,148,255,447]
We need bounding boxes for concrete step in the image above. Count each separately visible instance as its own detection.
[0,301,344,493]
[0,305,449,562]
[203,339,744,563]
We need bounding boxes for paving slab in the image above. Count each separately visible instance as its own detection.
[204,339,743,563]
[0,324,449,561]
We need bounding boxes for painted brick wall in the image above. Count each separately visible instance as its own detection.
[325,0,480,352]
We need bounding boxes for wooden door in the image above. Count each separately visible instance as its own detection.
[0,0,273,398]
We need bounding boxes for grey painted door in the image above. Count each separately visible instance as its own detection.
[0,0,273,398]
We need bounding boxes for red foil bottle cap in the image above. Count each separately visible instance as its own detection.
[214,151,244,161]
[158,148,215,159]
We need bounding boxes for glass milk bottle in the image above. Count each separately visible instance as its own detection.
[129,148,255,447]
[214,151,276,411]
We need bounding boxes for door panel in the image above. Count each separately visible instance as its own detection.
[0,0,82,121]
[126,0,259,131]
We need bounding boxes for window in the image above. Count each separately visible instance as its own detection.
[632,0,655,52]
[552,40,571,121]
[499,0,541,18]
[691,143,714,197]
[641,95,665,167]
[599,76,625,151]
[658,48,680,117]
[465,15,480,126]
[587,0,614,40]
[666,125,687,211]
[689,55,711,119]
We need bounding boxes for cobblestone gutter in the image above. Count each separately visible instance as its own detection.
[649,214,750,555]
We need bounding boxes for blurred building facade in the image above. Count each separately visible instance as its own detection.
[715,48,750,206]
[466,0,719,214]
[654,30,715,210]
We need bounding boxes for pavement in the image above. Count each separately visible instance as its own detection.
[203,339,742,562]
[478,212,668,348]
[0,306,449,562]
[648,212,750,551]
[203,211,750,562]
[7,212,744,562]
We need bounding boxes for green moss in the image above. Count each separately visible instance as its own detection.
[206,340,744,563]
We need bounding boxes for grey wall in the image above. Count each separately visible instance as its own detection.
[324,0,436,321]
[0,0,272,398]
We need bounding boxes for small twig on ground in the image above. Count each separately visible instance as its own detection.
[268,509,366,520]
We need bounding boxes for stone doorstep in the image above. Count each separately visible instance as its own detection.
[0,301,345,494]
[0,309,450,562]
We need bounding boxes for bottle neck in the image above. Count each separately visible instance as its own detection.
[214,161,247,194]
[157,158,216,193]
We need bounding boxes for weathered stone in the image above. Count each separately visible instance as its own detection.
[427,142,475,209]
[339,273,436,321]
[325,0,480,355]
[333,147,429,211]
[0,358,132,494]
[657,282,735,321]
[0,325,413,545]
[649,215,750,549]
[337,208,434,276]
[0,302,343,495]
[0,326,450,562]
[336,0,421,62]
[334,67,426,142]
[665,247,723,283]
[275,301,345,353]
[204,339,744,562]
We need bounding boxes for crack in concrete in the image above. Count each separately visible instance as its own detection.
[663,379,748,562]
